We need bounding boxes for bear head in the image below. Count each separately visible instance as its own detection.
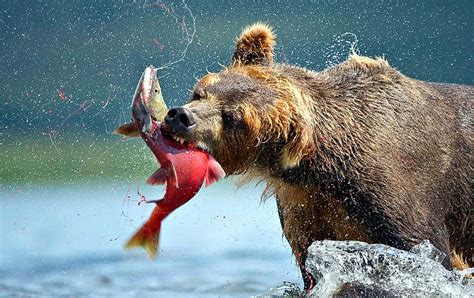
[164,23,317,175]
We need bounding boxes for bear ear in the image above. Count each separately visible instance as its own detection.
[232,23,276,66]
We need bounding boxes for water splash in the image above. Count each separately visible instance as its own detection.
[305,240,473,297]
[265,281,302,297]
[324,32,359,68]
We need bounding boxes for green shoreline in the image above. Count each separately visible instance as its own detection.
[1,135,157,185]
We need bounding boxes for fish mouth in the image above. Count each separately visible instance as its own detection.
[160,124,211,154]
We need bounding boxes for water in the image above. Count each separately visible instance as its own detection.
[0,182,300,296]
[306,240,474,297]
[2,183,473,297]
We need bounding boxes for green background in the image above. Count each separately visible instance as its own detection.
[1,0,473,185]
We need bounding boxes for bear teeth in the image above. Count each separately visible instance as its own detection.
[171,134,186,145]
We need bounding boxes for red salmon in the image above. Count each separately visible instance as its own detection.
[115,66,225,258]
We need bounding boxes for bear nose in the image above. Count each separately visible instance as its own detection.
[165,106,196,134]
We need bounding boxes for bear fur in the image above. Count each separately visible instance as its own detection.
[167,23,473,289]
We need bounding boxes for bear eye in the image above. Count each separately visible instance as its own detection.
[191,89,206,101]
[222,111,241,130]
[192,92,201,101]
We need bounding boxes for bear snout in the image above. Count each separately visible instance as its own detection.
[165,106,196,135]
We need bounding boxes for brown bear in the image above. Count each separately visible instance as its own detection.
[163,23,473,290]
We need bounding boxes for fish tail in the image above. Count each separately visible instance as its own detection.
[125,222,161,259]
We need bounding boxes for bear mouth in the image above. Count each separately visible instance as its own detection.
[160,124,211,154]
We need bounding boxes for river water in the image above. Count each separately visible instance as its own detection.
[2,182,473,297]
[0,181,300,296]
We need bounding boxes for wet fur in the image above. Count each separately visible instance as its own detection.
[179,24,473,276]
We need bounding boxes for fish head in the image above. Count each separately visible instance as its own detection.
[132,65,168,134]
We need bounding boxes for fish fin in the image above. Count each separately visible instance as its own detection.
[125,223,161,259]
[146,168,168,185]
[146,165,179,188]
[113,122,140,137]
[205,155,226,187]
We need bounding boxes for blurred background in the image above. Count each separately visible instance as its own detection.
[1,0,472,296]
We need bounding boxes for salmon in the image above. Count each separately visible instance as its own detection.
[115,66,225,258]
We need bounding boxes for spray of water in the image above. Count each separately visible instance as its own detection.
[324,32,359,68]
[306,240,473,297]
